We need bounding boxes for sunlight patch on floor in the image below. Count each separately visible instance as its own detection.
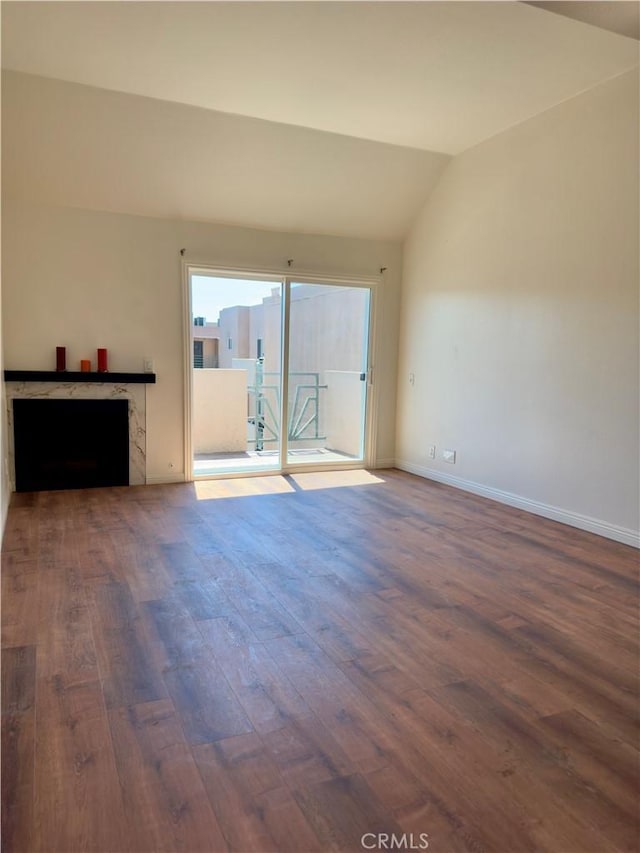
[288,470,385,491]
[194,475,295,500]
[193,469,385,500]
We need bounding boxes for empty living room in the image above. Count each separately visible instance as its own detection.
[1,2,638,852]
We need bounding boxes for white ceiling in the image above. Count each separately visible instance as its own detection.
[2,71,449,241]
[2,1,638,155]
[525,2,640,41]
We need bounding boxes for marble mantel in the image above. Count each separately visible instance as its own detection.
[5,379,149,488]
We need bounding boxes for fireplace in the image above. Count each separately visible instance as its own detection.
[13,398,130,492]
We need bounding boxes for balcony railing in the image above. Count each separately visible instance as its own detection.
[192,365,363,460]
[248,365,327,450]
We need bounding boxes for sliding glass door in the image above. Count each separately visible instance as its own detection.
[189,271,371,477]
[190,274,282,476]
[286,282,370,467]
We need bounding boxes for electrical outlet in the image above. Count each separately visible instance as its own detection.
[442,449,456,464]
[428,445,436,459]
[143,357,154,373]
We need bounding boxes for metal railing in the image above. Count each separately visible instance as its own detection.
[247,360,327,450]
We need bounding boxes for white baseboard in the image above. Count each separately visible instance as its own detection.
[395,459,639,549]
[145,473,186,485]
[374,458,396,469]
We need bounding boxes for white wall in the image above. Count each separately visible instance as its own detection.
[396,70,639,545]
[2,203,402,483]
[326,371,365,459]
[192,369,247,454]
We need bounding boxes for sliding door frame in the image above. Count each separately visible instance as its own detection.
[182,261,380,481]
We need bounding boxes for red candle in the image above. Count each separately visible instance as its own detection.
[56,346,66,372]
[97,348,108,372]
[80,359,91,372]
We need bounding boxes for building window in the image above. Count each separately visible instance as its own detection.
[193,340,204,368]
[227,338,233,350]
[194,316,205,326]
[257,338,264,359]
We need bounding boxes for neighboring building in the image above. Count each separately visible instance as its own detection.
[192,317,220,368]
[193,284,367,376]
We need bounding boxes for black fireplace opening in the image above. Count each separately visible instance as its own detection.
[13,398,129,492]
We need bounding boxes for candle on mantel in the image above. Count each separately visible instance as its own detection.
[56,347,66,372]
[80,359,91,372]
[97,348,108,373]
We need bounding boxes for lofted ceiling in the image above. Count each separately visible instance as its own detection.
[2,2,638,241]
[2,70,450,241]
[525,2,640,41]
[2,1,638,155]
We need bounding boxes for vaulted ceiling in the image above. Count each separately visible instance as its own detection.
[525,2,639,40]
[2,2,638,240]
[3,1,637,154]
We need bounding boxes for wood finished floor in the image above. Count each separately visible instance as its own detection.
[1,468,638,853]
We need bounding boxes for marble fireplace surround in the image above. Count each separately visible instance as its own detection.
[5,379,148,488]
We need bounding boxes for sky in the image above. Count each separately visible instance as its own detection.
[191,275,278,324]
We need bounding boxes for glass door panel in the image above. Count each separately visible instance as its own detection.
[286,282,370,467]
[190,274,282,476]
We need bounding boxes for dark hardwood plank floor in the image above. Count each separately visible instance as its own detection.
[2,469,638,853]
